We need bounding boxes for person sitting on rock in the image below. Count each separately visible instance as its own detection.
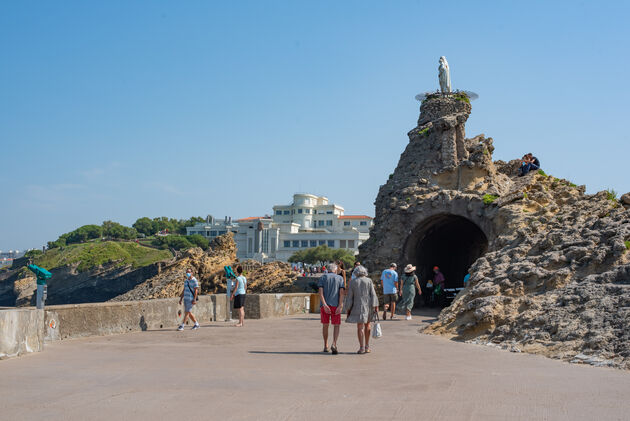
[518,153,540,176]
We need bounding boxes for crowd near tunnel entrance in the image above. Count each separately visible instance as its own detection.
[404,214,489,293]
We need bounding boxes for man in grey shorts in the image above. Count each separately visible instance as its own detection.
[380,263,399,320]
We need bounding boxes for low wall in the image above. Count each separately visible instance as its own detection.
[0,308,44,359]
[1,293,313,358]
[45,295,227,341]
[236,293,312,319]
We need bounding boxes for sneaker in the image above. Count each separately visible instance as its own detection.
[177,324,184,331]
[405,315,412,321]
[191,323,200,330]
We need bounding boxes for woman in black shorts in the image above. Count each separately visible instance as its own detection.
[230,265,247,327]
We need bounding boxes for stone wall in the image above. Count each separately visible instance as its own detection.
[0,308,44,359]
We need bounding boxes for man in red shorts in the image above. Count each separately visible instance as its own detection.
[318,263,346,355]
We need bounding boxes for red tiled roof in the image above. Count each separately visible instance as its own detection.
[338,215,372,220]
[236,216,265,222]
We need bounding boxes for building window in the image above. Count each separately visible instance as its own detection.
[343,221,350,226]
[292,240,299,248]
[301,240,308,247]
[276,210,282,215]
[283,210,290,215]
[326,220,332,226]
[248,238,253,253]
[348,240,355,248]
[310,240,317,247]
[318,220,324,227]
[340,240,347,248]
[327,240,335,248]
[319,240,325,246]
[298,209,303,214]
[326,211,333,214]
[305,209,310,214]
[284,240,291,248]
[218,231,226,235]
[360,221,367,226]
[210,231,218,236]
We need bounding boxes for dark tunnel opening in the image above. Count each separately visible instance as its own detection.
[405,214,488,294]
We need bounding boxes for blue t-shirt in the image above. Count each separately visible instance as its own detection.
[317,273,345,307]
[235,275,247,296]
[381,269,398,294]
[463,273,471,286]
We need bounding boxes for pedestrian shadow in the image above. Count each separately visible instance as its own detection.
[249,351,327,355]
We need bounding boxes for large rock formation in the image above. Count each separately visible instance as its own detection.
[359,95,630,369]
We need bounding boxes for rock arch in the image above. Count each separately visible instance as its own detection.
[403,213,488,288]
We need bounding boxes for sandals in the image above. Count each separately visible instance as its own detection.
[357,347,366,354]
[331,345,338,355]
[323,347,330,353]
[365,346,371,353]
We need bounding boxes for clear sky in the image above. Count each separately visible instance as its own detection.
[1,1,629,251]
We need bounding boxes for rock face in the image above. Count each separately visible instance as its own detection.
[111,233,300,301]
[359,95,630,369]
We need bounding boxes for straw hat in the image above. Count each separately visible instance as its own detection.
[404,264,416,273]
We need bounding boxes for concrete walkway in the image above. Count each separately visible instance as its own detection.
[1,311,629,420]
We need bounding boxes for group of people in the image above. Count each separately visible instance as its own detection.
[177,265,248,331]
[176,260,458,355]
[518,153,541,176]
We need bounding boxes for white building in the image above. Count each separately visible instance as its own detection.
[233,193,373,262]
[185,215,239,239]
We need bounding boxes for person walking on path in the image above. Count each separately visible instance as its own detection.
[381,263,399,320]
[432,266,446,307]
[400,264,422,320]
[336,260,347,289]
[230,265,247,327]
[345,265,379,354]
[178,268,200,331]
[318,263,345,355]
[350,261,361,282]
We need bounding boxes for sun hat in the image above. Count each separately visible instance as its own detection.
[390,263,397,268]
[404,264,416,273]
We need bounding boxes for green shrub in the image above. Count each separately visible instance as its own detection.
[625,241,630,251]
[537,169,548,177]
[523,192,528,199]
[453,92,470,103]
[482,194,498,205]
[417,127,430,137]
[25,249,43,258]
[606,189,618,201]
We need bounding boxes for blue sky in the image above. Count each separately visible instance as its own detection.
[1,1,629,251]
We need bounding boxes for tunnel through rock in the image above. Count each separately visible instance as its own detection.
[404,214,488,290]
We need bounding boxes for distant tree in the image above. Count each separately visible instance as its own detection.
[66,225,103,244]
[288,245,355,268]
[24,249,43,258]
[187,234,209,250]
[132,217,155,236]
[102,221,137,240]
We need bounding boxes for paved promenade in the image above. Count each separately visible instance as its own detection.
[1,311,629,420]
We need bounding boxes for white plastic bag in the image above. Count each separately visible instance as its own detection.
[372,311,382,339]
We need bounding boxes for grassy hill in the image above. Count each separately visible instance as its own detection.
[32,241,173,273]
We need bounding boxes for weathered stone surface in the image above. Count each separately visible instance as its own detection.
[359,96,630,369]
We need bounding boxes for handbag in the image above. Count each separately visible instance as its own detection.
[372,310,382,339]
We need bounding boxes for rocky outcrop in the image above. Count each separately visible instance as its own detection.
[111,233,300,301]
[359,95,630,369]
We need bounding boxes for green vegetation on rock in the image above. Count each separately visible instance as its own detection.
[453,92,470,103]
[33,242,172,273]
[151,233,209,251]
[417,127,430,137]
[625,241,630,251]
[482,194,498,205]
[537,169,548,177]
[288,245,355,269]
[606,189,618,201]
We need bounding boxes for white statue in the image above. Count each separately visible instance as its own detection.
[438,56,451,93]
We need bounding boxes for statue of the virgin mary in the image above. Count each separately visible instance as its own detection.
[438,56,451,94]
